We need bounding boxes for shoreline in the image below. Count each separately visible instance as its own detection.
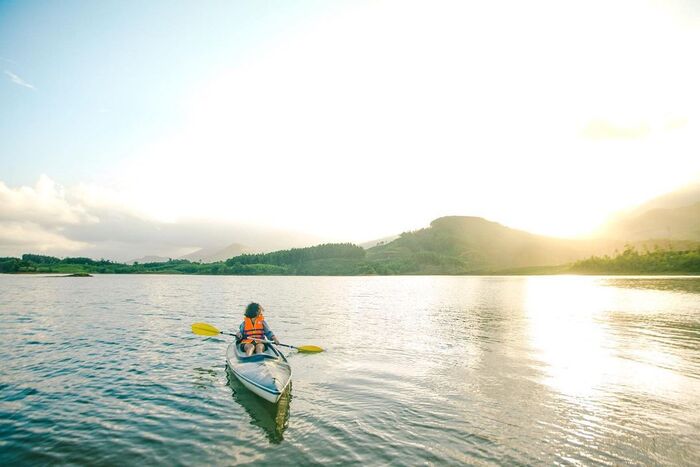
[4,271,700,278]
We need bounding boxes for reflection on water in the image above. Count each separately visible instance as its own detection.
[521,276,700,464]
[192,367,218,390]
[605,276,700,294]
[524,276,615,398]
[226,368,291,443]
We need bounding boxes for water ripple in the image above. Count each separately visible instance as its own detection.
[1,274,699,465]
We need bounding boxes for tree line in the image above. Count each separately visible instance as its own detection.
[570,246,700,274]
[2,244,699,276]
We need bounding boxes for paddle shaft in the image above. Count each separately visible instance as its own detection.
[235,335,292,349]
[218,330,289,349]
[192,322,316,351]
[222,331,279,347]
[193,322,319,351]
[238,335,323,352]
[250,338,297,350]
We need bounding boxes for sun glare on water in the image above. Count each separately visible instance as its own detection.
[523,276,688,400]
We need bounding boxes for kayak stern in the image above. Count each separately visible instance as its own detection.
[226,342,292,404]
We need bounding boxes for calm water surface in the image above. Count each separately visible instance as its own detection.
[1,275,699,465]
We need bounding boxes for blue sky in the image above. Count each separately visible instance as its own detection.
[1,0,699,259]
[1,0,336,184]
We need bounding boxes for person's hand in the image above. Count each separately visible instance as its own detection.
[235,332,242,341]
[273,337,280,345]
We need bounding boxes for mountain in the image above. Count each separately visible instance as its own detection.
[602,182,700,242]
[181,243,250,262]
[127,216,612,274]
[62,181,700,273]
[605,203,700,242]
[627,182,700,215]
[10,206,699,276]
[366,216,598,273]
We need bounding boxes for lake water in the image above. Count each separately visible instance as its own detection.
[1,274,699,465]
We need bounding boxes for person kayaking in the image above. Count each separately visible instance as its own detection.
[235,302,280,356]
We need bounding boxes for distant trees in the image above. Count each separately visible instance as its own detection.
[0,257,23,273]
[1,243,370,276]
[225,243,366,267]
[4,242,698,277]
[22,254,60,264]
[571,247,700,274]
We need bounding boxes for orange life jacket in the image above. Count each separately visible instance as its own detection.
[241,313,265,343]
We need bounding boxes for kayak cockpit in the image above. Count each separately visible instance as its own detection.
[232,342,288,362]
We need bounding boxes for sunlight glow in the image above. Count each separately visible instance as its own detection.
[105,0,700,240]
[524,276,615,397]
[523,276,688,400]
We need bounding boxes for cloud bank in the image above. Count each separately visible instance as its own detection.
[0,176,325,261]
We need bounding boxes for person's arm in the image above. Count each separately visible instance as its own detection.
[235,322,243,341]
[263,321,279,344]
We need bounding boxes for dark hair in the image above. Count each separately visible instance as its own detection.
[245,302,262,318]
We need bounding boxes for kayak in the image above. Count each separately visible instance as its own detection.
[226,341,292,404]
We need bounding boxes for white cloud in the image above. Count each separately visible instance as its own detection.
[0,175,98,227]
[0,222,90,255]
[0,176,97,256]
[0,176,324,260]
[4,70,35,90]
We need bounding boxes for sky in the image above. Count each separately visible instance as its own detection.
[1,0,700,260]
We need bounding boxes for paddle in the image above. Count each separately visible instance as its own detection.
[251,339,323,353]
[191,322,324,353]
[191,322,236,337]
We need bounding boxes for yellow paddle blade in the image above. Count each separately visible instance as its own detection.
[297,345,323,353]
[191,322,221,337]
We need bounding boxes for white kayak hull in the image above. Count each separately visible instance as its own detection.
[226,342,292,404]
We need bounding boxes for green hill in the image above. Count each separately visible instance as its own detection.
[365,216,595,273]
[224,243,371,275]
